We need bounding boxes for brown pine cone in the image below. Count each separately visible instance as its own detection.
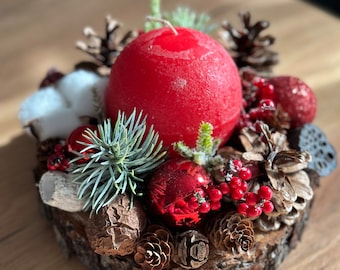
[134,225,174,270]
[207,212,255,254]
[173,230,209,269]
[220,11,278,77]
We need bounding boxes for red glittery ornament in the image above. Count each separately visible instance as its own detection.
[269,76,317,128]
[147,158,212,227]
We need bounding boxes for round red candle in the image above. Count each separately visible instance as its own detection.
[106,27,242,153]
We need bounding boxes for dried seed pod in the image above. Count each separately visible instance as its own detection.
[173,230,209,269]
[288,123,337,176]
[134,225,174,270]
[85,194,147,256]
[207,212,255,254]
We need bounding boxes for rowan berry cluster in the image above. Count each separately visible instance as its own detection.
[238,76,277,130]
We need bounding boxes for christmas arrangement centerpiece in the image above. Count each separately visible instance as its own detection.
[19,1,337,269]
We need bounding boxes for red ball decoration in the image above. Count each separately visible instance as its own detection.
[147,158,212,227]
[106,27,242,155]
[269,76,317,128]
[66,125,98,163]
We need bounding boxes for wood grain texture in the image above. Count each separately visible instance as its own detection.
[0,0,339,269]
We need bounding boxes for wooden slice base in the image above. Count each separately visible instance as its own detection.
[37,192,313,270]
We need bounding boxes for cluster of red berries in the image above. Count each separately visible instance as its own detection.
[225,159,274,218]
[47,144,69,171]
[179,159,274,219]
[186,182,230,214]
[237,186,274,218]
[238,76,276,130]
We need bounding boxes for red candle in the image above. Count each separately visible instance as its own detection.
[106,27,242,153]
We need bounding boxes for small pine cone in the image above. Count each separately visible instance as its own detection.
[207,212,255,254]
[220,11,278,77]
[173,230,209,269]
[134,225,174,270]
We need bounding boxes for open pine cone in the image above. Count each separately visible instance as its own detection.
[173,230,209,269]
[240,125,314,231]
[134,225,174,270]
[220,11,278,77]
[206,212,255,254]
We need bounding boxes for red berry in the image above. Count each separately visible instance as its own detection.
[260,83,275,100]
[229,176,242,189]
[232,159,243,171]
[239,167,252,181]
[259,99,275,110]
[106,27,242,156]
[188,197,199,210]
[239,181,248,192]
[244,192,258,206]
[67,125,98,153]
[208,188,223,202]
[219,182,230,195]
[199,201,211,213]
[269,76,317,128]
[246,206,262,218]
[249,108,261,120]
[210,200,221,211]
[195,188,206,198]
[262,200,274,214]
[252,77,266,88]
[237,203,249,215]
[258,186,273,200]
[47,153,68,171]
[231,188,244,200]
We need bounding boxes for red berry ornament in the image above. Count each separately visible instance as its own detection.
[67,125,98,163]
[269,76,317,128]
[106,27,242,155]
[257,185,273,201]
[147,158,212,227]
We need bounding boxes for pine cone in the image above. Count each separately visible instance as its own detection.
[85,194,147,257]
[76,15,137,75]
[207,212,255,254]
[134,225,174,270]
[240,125,314,230]
[220,11,278,76]
[173,230,209,269]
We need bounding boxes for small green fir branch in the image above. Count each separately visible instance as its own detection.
[173,122,223,169]
[163,6,216,33]
[70,109,167,214]
[145,0,163,31]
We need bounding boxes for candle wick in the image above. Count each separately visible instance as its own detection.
[146,16,178,36]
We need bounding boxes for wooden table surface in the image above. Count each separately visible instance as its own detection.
[1,0,339,269]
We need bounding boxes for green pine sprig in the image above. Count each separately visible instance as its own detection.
[163,6,216,33]
[173,122,223,170]
[70,109,167,214]
[144,0,215,33]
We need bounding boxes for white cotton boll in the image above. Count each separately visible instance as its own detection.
[57,70,108,118]
[31,108,82,141]
[18,86,67,126]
